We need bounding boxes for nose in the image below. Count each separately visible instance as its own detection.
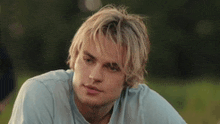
[89,64,103,82]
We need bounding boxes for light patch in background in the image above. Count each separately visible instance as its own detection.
[8,22,24,39]
[85,0,102,11]
[195,20,214,36]
[79,0,102,12]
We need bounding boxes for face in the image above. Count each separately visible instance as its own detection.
[73,35,126,107]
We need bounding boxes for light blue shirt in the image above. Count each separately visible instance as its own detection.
[9,69,186,124]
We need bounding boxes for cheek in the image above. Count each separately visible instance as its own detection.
[74,57,89,82]
[75,56,87,72]
[107,82,124,99]
[74,56,82,70]
[106,75,125,91]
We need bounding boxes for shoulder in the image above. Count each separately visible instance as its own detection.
[27,69,74,92]
[15,69,75,109]
[31,69,73,83]
[122,84,186,124]
[19,69,74,102]
[9,69,74,123]
[9,73,56,123]
[15,69,74,104]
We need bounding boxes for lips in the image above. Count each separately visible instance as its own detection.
[84,85,102,94]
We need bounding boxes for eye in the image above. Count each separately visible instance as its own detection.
[83,56,94,64]
[109,66,119,72]
[106,63,121,72]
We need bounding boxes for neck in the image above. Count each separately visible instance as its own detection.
[74,97,114,124]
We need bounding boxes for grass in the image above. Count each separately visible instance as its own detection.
[0,73,220,124]
[147,77,220,124]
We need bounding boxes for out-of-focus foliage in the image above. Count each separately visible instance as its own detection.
[2,0,220,79]
[2,0,83,72]
[147,76,220,124]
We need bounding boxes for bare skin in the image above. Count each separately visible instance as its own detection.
[73,35,126,124]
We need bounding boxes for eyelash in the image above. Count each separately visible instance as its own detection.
[84,58,94,64]
[105,64,120,72]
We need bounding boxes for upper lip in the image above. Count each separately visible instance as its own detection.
[84,85,102,92]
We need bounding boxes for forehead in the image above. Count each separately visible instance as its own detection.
[82,35,127,65]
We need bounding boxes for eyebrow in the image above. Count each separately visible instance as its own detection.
[83,51,119,67]
[83,51,96,60]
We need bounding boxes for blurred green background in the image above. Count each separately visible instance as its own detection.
[1,0,220,123]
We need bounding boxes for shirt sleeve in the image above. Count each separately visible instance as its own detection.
[9,79,54,124]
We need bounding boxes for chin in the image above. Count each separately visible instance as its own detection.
[81,97,112,108]
[82,97,104,106]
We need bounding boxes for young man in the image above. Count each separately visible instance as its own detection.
[9,5,186,124]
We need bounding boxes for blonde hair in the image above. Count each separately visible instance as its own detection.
[67,4,150,87]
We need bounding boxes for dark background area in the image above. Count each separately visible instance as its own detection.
[2,0,220,80]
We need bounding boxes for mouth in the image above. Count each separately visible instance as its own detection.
[83,85,102,94]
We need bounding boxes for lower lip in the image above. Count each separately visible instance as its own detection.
[85,86,101,94]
